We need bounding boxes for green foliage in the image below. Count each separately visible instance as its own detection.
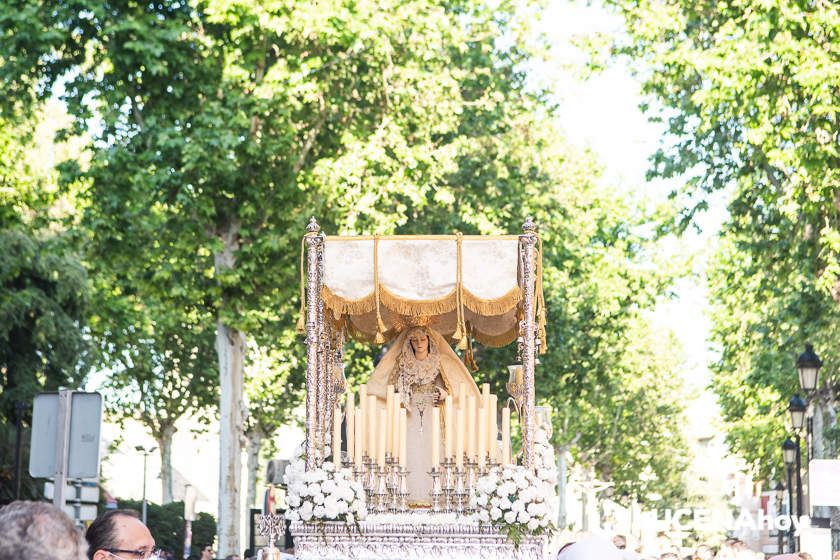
[0,229,90,420]
[113,499,216,558]
[0,0,691,510]
[594,0,840,479]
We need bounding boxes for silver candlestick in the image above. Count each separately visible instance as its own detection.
[429,466,443,512]
[375,465,389,513]
[441,458,455,512]
[397,465,409,512]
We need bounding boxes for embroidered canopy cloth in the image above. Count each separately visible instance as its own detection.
[318,236,536,347]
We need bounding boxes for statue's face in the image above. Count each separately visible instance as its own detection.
[409,332,429,356]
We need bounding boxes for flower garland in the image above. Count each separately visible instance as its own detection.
[283,455,367,524]
[470,427,557,544]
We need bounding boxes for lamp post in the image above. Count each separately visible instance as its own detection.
[782,438,797,552]
[135,445,156,525]
[774,481,786,554]
[795,344,822,394]
[788,394,806,523]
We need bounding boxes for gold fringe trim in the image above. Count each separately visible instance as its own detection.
[462,286,521,316]
[320,285,376,316]
[380,287,456,317]
[320,286,520,319]
[472,326,519,348]
[326,234,520,241]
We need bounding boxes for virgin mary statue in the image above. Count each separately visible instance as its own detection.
[366,326,480,502]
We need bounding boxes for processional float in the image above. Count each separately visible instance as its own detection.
[259,218,554,560]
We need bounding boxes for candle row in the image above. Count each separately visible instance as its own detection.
[335,382,514,469]
[340,385,408,468]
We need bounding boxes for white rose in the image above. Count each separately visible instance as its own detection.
[313,492,325,504]
[287,494,301,508]
[475,494,488,507]
[478,510,490,523]
[511,500,524,513]
[539,516,549,527]
[285,510,300,522]
[518,511,531,523]
[313,505,326,518]
[490,507,502,521]
[504,511,517,524]
[324,504,339,519]
[346,513,355,523]
[322,479,337,494]
[498,497,512,510]
[299,502,313,521]
[527,518,539,531]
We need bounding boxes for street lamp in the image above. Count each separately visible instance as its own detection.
[135,445,156,525]
[788,395,807,431]
[774,481,786,554]
[796,343,822,394]
[782,438,796,553]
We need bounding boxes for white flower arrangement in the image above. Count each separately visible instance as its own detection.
[283,454,367,524]
[470,426,557,544]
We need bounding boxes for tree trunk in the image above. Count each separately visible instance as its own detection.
[214,222,246,558]
[246,429,263,511]
[556,444,567,529]
[156,424,177,504]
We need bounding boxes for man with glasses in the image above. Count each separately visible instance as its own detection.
[85,509,162,560]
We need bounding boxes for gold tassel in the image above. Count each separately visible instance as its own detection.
[466,326,479,372]
[374,234,387,340]
[296,236,306,334]
[453,233,466,342]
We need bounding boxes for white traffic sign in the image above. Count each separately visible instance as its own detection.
[44,480,99,504]
[29,391,102,478]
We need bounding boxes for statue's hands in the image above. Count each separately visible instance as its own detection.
[435,386,448,405]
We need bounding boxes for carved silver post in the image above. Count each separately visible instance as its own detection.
[304,218,323,469]
[519,217,538,468]
[317,298,329,461]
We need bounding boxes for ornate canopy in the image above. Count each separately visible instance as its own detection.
[308,235,545,350]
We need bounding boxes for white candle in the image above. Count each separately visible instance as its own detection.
[332,405,341,465]
[502,407,511,464]
[444,395,453,459]
[477,405,486,468]
[488,395,498,462]
[399,408,407,467]
[359,386,368,456]
[346,392,355,463]
[368,395,377,461]
[432,407,441,467]
[354,409,363,468]
[386,385,394,456]
[377,407,387,467]
[466,395,476,460]
[458,382,465,406]
[455,407,465,467]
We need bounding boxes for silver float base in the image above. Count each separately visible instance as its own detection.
[290,517,551,559]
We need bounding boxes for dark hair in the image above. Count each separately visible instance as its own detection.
[85,509,140,560]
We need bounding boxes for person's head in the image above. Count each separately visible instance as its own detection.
[659,554,678,560]
[408,328,430,358]
[85,510,157,560]
[0,500,88,560]
[613,535,627,550]
[224,555,239,560]
[798,554,813,560]
[199,545,214,559]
